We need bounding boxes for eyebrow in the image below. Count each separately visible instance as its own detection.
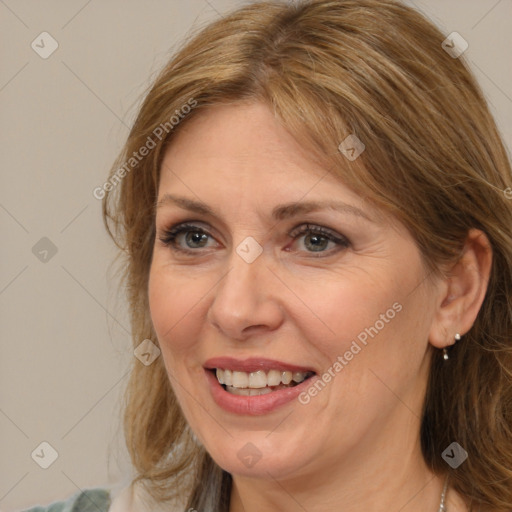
[155,194,375,223]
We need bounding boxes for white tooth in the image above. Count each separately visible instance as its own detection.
[232,371,249,388]
[227,386,251,396]
[226,386,272,396]
[249,387,272,396]
[267,369,281,386]
[220,368,309,388]
[281,371,292,385]
[249,370,267,388]
[292,371,306,383]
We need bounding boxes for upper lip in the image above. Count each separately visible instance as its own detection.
[204,356,316,374]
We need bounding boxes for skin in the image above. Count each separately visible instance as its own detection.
[148,101,492,512]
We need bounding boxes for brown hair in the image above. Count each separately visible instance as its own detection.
[102,1,512,510]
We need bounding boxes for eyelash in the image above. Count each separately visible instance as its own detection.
[157,222,350,257]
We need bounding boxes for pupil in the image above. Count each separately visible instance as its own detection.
[187,231,207,247]
[307,234,327,252]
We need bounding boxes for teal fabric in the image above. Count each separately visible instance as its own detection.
[22,488,111,512]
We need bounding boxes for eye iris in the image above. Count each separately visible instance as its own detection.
[186,231,208,248]
[305,233,328,252]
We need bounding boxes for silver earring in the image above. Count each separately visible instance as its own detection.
[443,333,461,360]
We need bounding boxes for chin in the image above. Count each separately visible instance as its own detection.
[199,432,314,480]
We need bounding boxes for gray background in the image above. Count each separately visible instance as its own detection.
[1,0,511,510]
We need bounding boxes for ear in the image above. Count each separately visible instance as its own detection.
[429,229,493,349]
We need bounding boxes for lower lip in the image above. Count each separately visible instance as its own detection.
[204,369,317,416]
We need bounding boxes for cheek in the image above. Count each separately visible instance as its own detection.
[289,268,404,359]
[296,264,430,412]
[328,280,432,403]
[147,263,203,358]
[148,266,208,407]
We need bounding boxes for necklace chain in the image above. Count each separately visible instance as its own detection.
[438,475,449,512]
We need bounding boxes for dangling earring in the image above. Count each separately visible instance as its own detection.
[443,333,461,360]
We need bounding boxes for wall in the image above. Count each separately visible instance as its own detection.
[1,0,510,510]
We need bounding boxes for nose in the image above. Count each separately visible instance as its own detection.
[206,244,284,341]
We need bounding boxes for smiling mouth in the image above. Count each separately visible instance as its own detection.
[210,368,315,396]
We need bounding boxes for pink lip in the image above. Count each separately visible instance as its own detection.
[203,358,318,416]
[203,356,316,373]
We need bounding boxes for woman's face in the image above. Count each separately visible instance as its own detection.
[149,101,442,482]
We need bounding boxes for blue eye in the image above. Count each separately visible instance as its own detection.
[158,222,350,256]
[158,223,213,252]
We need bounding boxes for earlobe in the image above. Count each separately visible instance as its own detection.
[428,229,493,351]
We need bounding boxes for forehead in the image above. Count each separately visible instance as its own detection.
[155,103,408,237]
[159,102,363,203]
[162,102,320,174]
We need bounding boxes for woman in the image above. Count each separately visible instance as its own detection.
[24,0,512,511]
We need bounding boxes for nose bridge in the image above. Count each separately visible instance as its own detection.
[207,239,283,339]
